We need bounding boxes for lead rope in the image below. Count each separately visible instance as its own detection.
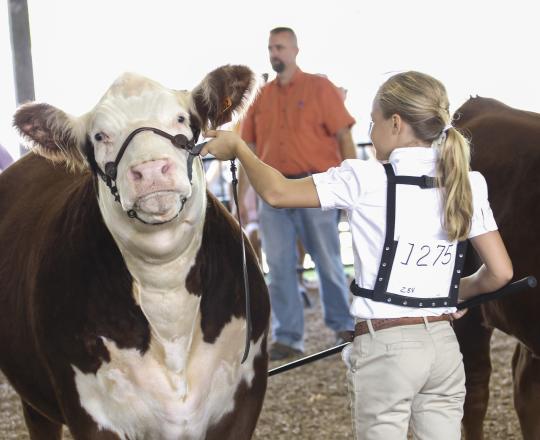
[229,159,252,364]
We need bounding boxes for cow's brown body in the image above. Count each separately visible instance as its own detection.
[453,97,540,440]
[0,66,270,439]
[0,153,269,439]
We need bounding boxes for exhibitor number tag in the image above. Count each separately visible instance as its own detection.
[386,237,456,299]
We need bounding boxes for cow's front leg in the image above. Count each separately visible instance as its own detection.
[454,306,494,440]
[512,343,540,440]
[21,400,63,440]
[51,383,122,440]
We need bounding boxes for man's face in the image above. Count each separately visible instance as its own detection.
[268,32,298,73]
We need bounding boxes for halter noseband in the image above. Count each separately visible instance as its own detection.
[94,126,203,224]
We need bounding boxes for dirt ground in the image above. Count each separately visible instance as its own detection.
[253,287,522,440]
[0,286,521,439]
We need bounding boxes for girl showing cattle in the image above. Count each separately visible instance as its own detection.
[203,71,513,439]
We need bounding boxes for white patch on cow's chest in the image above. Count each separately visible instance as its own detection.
[134,282,201,375]
[73,316,261,440]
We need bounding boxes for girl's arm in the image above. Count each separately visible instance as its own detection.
[202,130,321,208]
[459,231,513,301]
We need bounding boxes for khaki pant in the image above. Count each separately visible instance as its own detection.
[342,320,465,440]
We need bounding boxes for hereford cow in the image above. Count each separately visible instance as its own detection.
[0,65,270,439]
[452,97,540,440]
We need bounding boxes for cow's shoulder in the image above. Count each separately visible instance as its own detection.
[188,192,269,344]
[0,153,150,374]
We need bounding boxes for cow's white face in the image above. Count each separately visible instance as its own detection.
[90,75,200,227]
[14,65,256,259]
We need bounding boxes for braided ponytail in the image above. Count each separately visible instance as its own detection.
[436,126,473,240]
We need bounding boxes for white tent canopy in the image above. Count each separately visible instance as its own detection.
[2,0,540,160]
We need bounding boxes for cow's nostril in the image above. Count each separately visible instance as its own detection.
[131,170,143,181]
[161,163,170,175]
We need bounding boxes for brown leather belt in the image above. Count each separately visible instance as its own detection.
[354,315,452,337]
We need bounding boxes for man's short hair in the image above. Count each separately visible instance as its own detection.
[270,27,297,46]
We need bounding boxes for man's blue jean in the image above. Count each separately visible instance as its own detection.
[259,201,354,351]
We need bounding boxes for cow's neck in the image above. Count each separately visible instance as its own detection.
[98,176,207,374]
[128,229,204,375]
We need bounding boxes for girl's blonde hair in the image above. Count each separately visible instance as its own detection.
[375,71,472,241]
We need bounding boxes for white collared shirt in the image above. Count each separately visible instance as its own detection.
[312,147,498,319]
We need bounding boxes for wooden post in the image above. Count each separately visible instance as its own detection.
[8,0,35,156]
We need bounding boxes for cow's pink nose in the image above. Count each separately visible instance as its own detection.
[129,159,174,182]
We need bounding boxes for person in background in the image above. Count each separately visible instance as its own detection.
[240,26,356,360]
[202,70,512,439]
[0,143,13,172]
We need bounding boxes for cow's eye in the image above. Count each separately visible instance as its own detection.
[94,133,104,142]
[177,115,185,123]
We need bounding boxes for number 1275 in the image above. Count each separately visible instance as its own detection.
[400,243,454,267]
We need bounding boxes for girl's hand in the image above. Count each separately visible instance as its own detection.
[451,307,468,320]
[451,297,468,320]
[201,130,242,161]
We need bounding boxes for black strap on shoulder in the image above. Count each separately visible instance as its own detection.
[394,175,439,189]
[370,164,397,300]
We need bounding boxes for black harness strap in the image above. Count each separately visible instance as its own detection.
[351,163,467,308]
[371,163,398,300]
[394,175,438,189]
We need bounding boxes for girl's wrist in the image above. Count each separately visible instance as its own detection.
[235,139,248,157]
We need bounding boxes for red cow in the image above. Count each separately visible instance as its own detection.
[453,97,540,440]
[0,65,270,439]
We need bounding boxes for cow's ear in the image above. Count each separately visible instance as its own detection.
[13,103,87,171]
[191,65,258,130]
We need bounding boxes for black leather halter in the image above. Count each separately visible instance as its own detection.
[94,126,203,224]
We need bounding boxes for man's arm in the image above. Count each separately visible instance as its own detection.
[336,127,357,160]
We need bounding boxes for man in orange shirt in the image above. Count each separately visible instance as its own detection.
[241,27,356,360]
